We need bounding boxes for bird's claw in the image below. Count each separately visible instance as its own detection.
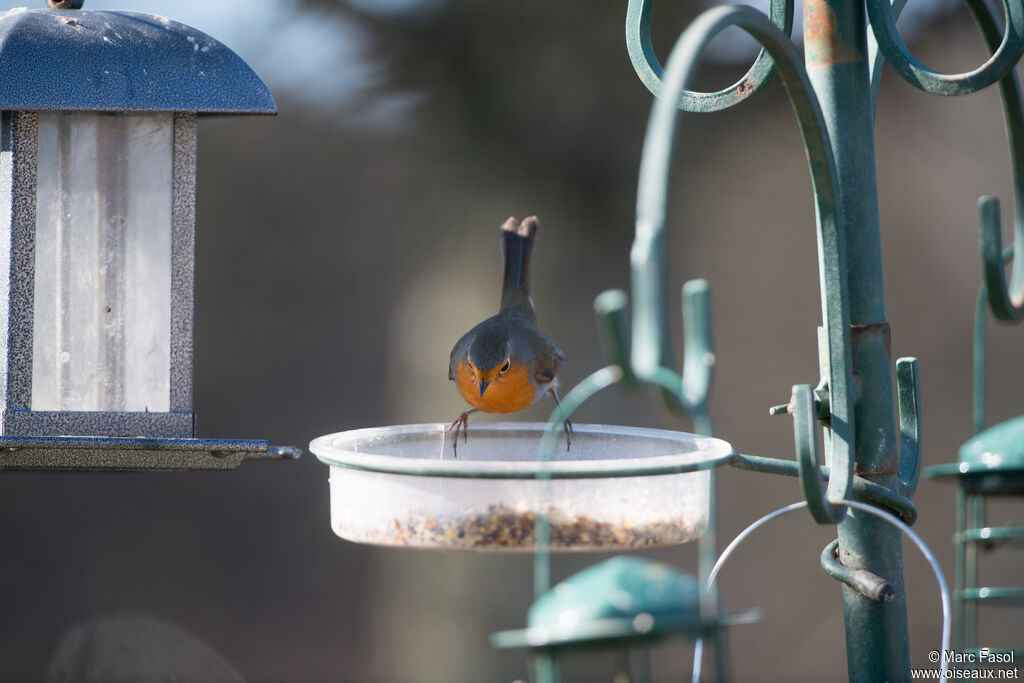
[446,411,474,457]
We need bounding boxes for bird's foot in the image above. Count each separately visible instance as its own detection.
[446,410,477,457]
[550,389,574,452]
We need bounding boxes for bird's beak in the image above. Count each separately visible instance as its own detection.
[478,380,490,398]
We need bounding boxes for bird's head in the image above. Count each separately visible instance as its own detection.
[466,331,513,398]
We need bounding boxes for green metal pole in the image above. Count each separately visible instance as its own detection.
[804,1,911,679]
[529,651,559,683]
[964,494,983,658]
[954,485,967,654]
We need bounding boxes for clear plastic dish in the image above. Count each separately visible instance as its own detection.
[310,422,733,552]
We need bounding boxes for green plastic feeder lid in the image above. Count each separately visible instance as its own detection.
[926,416,1024,479]
[490,556,758,649]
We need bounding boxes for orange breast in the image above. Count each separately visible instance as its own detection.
[455,361,538,414]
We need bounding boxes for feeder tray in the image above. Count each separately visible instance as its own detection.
[310,422,733,552]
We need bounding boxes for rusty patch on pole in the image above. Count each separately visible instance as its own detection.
[804,0,863,66]
[850,322,891,355]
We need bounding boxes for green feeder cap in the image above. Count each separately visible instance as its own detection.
[959,416,1024,471]
[490,557,758,650]
[925,416,1024,493]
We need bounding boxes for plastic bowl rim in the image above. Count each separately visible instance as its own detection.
[310,422,735,479]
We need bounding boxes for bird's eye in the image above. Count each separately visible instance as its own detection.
[499,359,511,374]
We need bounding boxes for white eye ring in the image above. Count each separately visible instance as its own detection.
[499,359,511,374]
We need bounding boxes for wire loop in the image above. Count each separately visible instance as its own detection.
[691,500,951,683]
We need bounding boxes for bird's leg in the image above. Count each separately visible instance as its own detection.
[551,389,573,452]
[446,409,478,457]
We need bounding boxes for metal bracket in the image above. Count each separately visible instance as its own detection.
[776,356,918,523]
[896,358,922,498]
[791,383,851,524]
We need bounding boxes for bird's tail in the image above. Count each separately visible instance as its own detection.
[499,215,537,319]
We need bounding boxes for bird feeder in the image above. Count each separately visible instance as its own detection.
[490,557,758,683]
[926,415,1024,662]
[311,420,744,681]
[923,233,1024,662]
[311,421,731,552]
[0,4,299,470]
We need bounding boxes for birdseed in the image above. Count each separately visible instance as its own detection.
[337,503,703,551]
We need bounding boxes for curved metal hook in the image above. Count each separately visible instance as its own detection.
[874,0,1024,318]
[534,363,623,598]
[592,283,714,432]
[979,198,1024,320]
[973,247,1014,435]
[631,4,855,523]
[537,354,718,463]
[792,383,837,523]
[541,282,713,456]
[896,357,921,498]
[866,0,1024,96]
[964,0,1024,321]
[625,0,794,112]
[538,364,625,463]
[680,279,713,413]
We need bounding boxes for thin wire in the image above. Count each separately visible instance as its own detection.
[692,500,951,682]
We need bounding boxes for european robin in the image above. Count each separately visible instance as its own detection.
[447,216,572,455]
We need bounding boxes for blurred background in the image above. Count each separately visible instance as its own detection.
[0,0,1022,681]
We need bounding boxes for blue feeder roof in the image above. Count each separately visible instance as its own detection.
[0,8,276,114]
